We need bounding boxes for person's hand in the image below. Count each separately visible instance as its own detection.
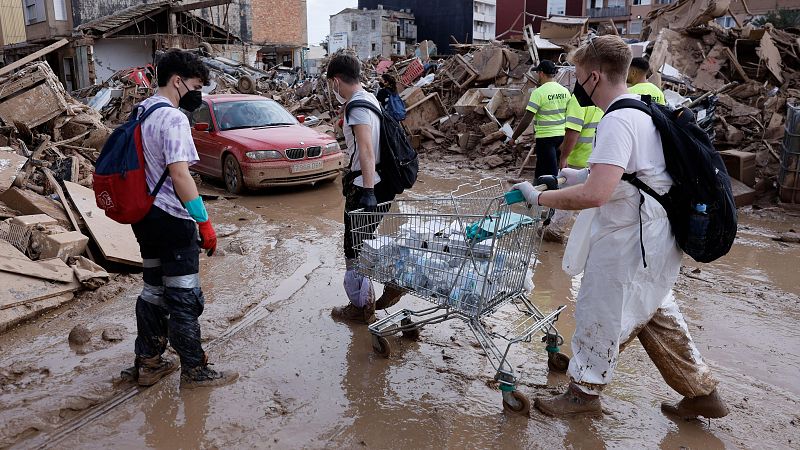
[558,155,568,169]
[198,220,217,256]
[508,138,517,146]
[558,167,590,187]
[510,181,541,206]
[360,188,378,211]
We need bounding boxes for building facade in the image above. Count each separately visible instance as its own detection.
[584,0,677,37]
[330,7,417,60]
[358,0,495,54]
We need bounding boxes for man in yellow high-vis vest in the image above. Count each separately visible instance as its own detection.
[510,60,570,179]
[627,57,666,105]
[560,94,604,169]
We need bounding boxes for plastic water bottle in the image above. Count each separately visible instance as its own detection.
[686,203,709,256]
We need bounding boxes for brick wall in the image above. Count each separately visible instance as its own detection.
[251,0,308,46]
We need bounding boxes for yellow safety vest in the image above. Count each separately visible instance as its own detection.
[629,82,666,106]
[564,94,603,168]
[526,81,569,138]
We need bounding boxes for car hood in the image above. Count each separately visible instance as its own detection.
[219,125,334,149]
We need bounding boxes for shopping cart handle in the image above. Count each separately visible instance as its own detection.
[504,176,566,205]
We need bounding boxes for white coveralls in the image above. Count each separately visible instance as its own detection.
[566,97,719,397]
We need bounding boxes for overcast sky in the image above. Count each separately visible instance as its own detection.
[307,0,357,46]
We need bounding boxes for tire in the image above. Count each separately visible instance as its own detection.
[199,42,214,57]
[502,390,531,416]
[223,154,245,194]
[547,352,570,373]
[372,335,391,358]
[237,75,256,94]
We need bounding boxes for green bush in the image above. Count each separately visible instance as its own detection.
[752,8,800,29]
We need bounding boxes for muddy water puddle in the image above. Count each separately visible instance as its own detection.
[4,169,800,449]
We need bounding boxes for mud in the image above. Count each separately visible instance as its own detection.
[1,161,799,449]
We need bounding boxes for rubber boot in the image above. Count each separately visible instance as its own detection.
[534,382,602,417]
[180,354,239,389]
[661,388,729,419]
[137,355,177,386]
[331,302,376,325]
[375,283,406,310]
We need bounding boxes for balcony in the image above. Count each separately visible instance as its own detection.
[587,5,630,18]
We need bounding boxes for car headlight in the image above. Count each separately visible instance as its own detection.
[322,142,340,155]
[245,150,282,160]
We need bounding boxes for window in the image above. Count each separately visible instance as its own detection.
[632,0,651,4]
[192,103,213,130]
[371,43,376,52]
[629,20,642,35]
[371,19,376,30]
[23,0,45,25]
[54,0,67,21]
[547,0,566,16]
[351,21,357,31]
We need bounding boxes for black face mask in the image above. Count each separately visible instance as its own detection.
[573,74,598,108]
[178,79,203,112]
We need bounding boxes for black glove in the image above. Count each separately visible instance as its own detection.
[360,188,378,211]
[535,175,559,191]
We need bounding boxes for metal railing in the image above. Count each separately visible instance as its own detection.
[587,5,630,18]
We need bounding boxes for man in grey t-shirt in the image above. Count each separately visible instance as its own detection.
[327,53,404,325]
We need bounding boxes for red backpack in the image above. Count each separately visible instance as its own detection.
[93,103,171,224]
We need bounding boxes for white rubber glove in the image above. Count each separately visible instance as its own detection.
[558,167,589,187]
[511,181,541,206]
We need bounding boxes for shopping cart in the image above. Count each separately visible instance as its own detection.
[348,178,569,415]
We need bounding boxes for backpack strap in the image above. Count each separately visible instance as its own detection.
[134,102,174,197]
[344,99,383,170]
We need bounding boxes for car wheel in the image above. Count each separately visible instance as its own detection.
[223,154,245,194]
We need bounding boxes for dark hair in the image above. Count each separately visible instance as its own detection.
[326,53,360,84]
[156,49,210,87]
[381,73,397,92]
[629,57,650,74]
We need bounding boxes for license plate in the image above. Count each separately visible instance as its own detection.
[291,161,323,173]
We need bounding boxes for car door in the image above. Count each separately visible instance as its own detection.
[191,102,223,177]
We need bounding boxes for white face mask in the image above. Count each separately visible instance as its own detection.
[331,79,346,104]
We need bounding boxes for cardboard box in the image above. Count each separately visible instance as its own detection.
[720,150,756,187]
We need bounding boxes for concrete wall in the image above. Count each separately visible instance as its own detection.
[92,38,154,82]
[729,0,798,15]
[330,10,382,60]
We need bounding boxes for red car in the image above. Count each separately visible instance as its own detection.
[186,94,344,193]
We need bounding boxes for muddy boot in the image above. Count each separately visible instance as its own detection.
[534,383,602,417]
[331,303,376,325]
[661,389,729,419]
[375,283,406,310]
[137,355,177,387]
[180,365,239,389]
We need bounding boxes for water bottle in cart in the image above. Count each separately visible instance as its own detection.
[685,203,709,256]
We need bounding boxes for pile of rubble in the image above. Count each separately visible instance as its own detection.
[0,61,128,332]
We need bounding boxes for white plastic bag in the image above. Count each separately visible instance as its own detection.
[562,208,596,276]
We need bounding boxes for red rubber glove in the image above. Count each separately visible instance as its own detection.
[198,220,217,256]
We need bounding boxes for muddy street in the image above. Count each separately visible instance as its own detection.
[1,159,799,449]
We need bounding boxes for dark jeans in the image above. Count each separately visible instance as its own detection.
[535,136,564,180]
[343,173,395,260]
[131,206,206,369]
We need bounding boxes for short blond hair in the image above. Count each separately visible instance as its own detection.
[569,35,632,84]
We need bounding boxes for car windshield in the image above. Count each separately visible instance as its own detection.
[214,100,297,131]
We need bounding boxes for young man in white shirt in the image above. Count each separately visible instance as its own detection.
[510,36,729,419]
[326,53,403,324]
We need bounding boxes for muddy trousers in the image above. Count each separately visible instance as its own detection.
[534,136,564,180]
[131,206,206,369]
[342,176,395,260]
[571,293,718,398]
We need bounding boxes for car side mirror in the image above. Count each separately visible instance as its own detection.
[296,115,305,124]
[194,122,210,132]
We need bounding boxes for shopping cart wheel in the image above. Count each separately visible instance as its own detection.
[502,390,531,416]
[547,352,570,372]
[372,335,391,358]
[400,317,420,340]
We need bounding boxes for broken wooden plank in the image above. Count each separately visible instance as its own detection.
[63,181,142,267]
[0,39,69,78]
[0,186,70,227]
[0,240,79,310]
[0,241,74,282]
[12,136,50,188]
[0,150,28,194]
[0,293,74,333]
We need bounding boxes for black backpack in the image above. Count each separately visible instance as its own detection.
[606,95,737,264]
[345,99,418,195]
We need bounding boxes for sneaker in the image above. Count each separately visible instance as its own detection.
[180,365,239,389]
[331,303,376,325]
[375,283,406,310]
[137,355,177,387]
